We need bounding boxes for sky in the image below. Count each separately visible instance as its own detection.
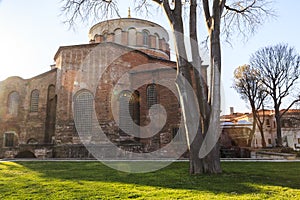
[0,0,299,114]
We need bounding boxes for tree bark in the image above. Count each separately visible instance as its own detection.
[248,107,257,147]
[259,127,266,147]
[160,0,222,174]
[274,104,282,146]
[198,0,223,174]
[202,29,222,174]
[170,3,207,174]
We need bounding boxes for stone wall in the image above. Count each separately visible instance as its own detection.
[0,42,190,158]
[54,42,181,154]
[0,70,57,158]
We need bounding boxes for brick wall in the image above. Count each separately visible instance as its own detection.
[0,69,57,157]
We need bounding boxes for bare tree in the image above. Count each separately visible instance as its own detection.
[233,64,268,147]
[180,0,272,173]
[61,0,274,174]
[250,44,300,146]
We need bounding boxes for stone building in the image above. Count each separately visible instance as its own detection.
[250,109,300,149]
[0,17,207,159]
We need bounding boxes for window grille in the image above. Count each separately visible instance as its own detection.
[30,90,39,112]
[119,91,134,136]
[74,90,94,135]
[147,84,157,108]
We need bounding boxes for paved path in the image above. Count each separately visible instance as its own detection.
[1,158,300,162]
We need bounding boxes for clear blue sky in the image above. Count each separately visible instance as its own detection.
[0,0,299,114]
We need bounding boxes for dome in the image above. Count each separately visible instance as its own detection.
[88,18,170,60]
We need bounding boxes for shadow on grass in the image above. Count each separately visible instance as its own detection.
[5,161,300,195]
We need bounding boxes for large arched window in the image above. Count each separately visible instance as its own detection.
[114,28,122,44]
[119,91,140,136]
[128,28,137,46]
[30,89,39,112]
[74,90,94,135]
[142,30,149,46]
[8,91,19,116]
[146,84,157,108]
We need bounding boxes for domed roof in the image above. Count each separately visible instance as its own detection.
[88,18,170,60]
[89,18,169,42]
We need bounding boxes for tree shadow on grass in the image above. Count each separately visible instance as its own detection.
[5,161,300,195]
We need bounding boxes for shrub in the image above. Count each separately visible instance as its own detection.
[280,147,294,154]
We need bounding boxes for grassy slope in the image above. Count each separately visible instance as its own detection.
[0,161,299,199]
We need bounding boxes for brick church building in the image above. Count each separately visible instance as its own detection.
[0,17,206,159]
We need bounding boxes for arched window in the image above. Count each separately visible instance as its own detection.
[119,91,140,136]
[128,28,137,46]
[94,34,100,42]
[8,91,19,116]
[30,89,39,112]
[102,32,108,42]
[119,91,133,136]
[146,84,157,108]
[114,28,122,44]
[74,90,94,135]
[154,33,160,49]
[142,30,149,46]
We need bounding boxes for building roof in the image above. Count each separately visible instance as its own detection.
[0,68,57,83]
[220,112,248,122]
[54,42,174,63]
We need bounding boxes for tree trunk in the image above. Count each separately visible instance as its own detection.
[163,0,221,174]
[248,108,257,147]
[197,9,222,174]
[171,15,206,174]
[188,0,212,174]
[260,128,266,148]
[274,107,282,146]
[189,127,204,174]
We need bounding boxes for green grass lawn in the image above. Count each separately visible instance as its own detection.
[0,161,299,199]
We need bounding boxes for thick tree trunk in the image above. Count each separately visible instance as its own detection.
[175,72,203,174]
[188,0,211,174]
[171,15,206,174]
[198,13,222,174]
[203,144,221,173]
[189,127,204,174]
[163,0,222,174]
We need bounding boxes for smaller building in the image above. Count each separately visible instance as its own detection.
[219,108,252,157]
[221,108,300,150]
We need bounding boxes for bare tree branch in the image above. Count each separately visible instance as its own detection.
[60,0,121,27]
[222,0,275,41]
